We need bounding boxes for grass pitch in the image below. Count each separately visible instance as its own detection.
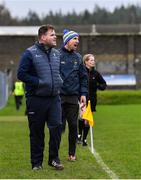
[0,93,141,179]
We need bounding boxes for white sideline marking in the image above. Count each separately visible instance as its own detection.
[89,146,119,179]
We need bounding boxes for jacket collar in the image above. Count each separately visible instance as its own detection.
[35,42,52,54]
[62,46,74,53]
[86,67,95,72]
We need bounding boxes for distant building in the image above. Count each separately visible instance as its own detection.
[0,25,141,88]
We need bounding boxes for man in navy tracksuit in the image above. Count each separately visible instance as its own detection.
[17,25,64,170]
[59,29,88,161]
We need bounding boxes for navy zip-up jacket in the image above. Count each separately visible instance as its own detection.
[17,42,63,97]
[59,47,88,97]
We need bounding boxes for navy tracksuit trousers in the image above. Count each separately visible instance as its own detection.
[26,95,62,167]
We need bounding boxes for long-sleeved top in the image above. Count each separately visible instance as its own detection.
[17,42,63,97]
[87,67,107,111]
[59,47,88,98]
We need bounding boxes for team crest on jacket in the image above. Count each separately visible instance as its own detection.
[61,61,65,64]
[74,60,78,65]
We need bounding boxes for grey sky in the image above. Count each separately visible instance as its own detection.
[0,0,141,18]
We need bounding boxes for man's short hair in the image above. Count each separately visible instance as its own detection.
[38,24,55,39]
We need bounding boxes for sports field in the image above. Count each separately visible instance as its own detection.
[0,92,141,179]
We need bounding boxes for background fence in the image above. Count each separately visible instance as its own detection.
[0,70,12,109]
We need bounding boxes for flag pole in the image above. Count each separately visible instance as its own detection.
[90,126,94,154]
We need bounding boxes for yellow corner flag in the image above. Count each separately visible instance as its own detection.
[82,100,94,126]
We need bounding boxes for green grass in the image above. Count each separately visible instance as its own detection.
[0,92,141,178]
[0,117,108,179]
[1,90,141,116]
[98,90,141,105]
[93,104,141,179]
[0,95,26,116]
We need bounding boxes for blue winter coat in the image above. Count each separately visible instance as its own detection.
[17,42,63,97]
[59,47,88,97]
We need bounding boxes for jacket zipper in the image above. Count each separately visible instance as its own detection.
[47,52,54,96]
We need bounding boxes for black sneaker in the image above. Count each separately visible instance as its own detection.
[48,160,64,170]
[32,165,43,171]
[83,139,88,146]
[77,134,82,144]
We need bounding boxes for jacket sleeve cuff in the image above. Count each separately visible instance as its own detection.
[80,92,87,97]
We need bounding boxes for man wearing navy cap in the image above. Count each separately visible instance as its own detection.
[59,29,88,161]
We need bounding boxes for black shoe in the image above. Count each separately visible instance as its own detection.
[77,134,82,144]
[32,165,43,171]
[48,160,64,170]
[77,139,82,144]
[83,139,88,146]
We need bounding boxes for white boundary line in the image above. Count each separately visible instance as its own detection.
[89,146,119,179]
